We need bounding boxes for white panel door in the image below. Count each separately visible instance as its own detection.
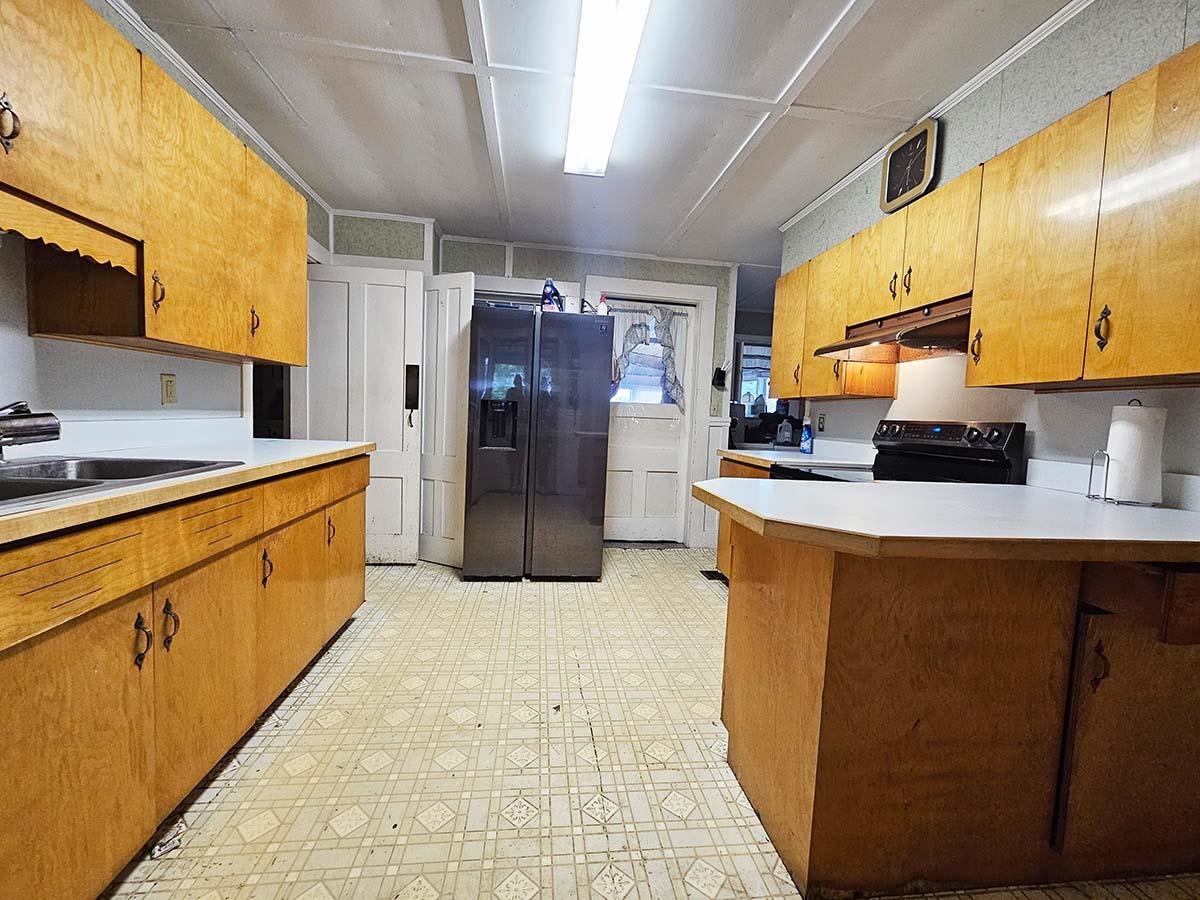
[604,404,688,541]
[304,265,423,564]
[419,272,475,567]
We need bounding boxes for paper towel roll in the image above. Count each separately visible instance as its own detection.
[1104,403,1166,505]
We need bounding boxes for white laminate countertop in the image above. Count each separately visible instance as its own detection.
[0,439,375,545]
[692,477,1200,562]
[718,445,875,470]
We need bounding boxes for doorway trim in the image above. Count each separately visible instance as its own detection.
[583,275,718,548]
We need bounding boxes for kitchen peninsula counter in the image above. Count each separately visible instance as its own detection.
[693,478,1200,899]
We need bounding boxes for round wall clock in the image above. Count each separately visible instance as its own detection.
[880,118,939,213]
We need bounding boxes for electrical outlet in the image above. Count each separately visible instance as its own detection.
[817,413,826,433]
[160,373,177,406]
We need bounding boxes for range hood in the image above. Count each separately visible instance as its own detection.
[814,296,972,363]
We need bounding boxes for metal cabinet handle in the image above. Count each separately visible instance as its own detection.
[327,516,336,546]
[151,271,167,313]
[970,329,982,365]
[888,272,897,299]
[162,599,180,651]
[250,306,261,336]
[833,358,841,380]
[792,363,800,383]
[133,612,153,669]
[0,93,21,154]
[261,549,274,588]
[1094,305,1111,351]
[1089,639,1111,692]
[903,265,912,295]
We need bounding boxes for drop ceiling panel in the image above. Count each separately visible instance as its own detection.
[673,116,900,264]
[246,44,501,233]
[482,0,579,75]
[794,0,1074,121]
[493,75,761,253]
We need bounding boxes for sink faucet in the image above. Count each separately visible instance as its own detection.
[0,401,61,460]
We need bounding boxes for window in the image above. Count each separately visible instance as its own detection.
[609,302,689,411]
[734,342,772,413]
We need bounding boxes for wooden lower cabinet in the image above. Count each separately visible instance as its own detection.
[714,458,770,576]
[0,590,157,900]
[326,490,367,635]
[257,509,329,710]
[153,543,259,819]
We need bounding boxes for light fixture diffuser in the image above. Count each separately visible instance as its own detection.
[563,0,651,177]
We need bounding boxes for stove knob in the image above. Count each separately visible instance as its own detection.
[876,422,889,436]
[965,427,983,443]
[986,427,1004,444]
[888,423,902,437]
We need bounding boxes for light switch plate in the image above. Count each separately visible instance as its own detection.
[817,413,826,433]
[161,373,177,405]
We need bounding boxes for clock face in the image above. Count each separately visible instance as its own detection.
[880,119,938,213]
[886,131,928,203]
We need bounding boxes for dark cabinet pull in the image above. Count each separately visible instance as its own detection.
[133,612,153,669]
[792,363,799,383]
[833,359,841,380]
[327,516,336,546]
[151,271,167,313]
[1089,639,1111,692]
[261,549,274,588]
[0,93,21,154]
[903,265,912,295]
[888,272,897,299]
[1094,305,1111,351]
[250,306,261,336]
[970,330,982,365]
[162,599,180,651]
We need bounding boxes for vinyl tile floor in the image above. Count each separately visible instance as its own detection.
[105,549,1199,900]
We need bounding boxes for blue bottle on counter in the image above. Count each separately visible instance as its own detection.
[799,416,813,454]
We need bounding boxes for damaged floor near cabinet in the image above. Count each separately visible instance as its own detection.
[106,550,1199,899]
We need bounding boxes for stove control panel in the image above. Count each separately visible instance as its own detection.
[873,420,1025,451]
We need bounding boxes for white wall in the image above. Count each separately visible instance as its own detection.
[0,234,250,455]
[809,355,1200,477]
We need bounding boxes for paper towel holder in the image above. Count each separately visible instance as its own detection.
[1085,400,1159,506]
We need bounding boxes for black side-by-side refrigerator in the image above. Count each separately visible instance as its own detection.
[462,305,613,579]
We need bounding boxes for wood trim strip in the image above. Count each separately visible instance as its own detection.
[0,186,139,273]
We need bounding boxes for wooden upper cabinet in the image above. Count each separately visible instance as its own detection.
[141,58,247,357]
[967,97,1109,387]
[0,0,142,240]
[848,210,906,323]
[801,242,851,399]
[0,590,156,900]
[243,149,309,366]
[770,264,809,398]
[901,165,982,310]
[1086,42,1200,383]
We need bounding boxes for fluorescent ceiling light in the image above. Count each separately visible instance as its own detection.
[564,0,651,177]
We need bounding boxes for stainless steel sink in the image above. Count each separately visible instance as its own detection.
[0,457,243,510]
[1,457,240,481]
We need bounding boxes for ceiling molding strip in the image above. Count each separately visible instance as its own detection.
[461,0,511,237]
[776,0,1101,233]
[656,0,880,255]
[100,0,334,217]
[331,209,437,225]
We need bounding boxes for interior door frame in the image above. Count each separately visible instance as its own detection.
[583,275,718,549]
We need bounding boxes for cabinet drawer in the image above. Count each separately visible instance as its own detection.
[263,466,328,533]
[146,486,264,580]
[0,517,149,652]
[327,457,371,505]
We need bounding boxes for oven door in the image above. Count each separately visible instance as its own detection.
[872,449,1014,483]
[769,464,872,483]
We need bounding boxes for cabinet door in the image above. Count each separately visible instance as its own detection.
[801,242,851,399]
[153,544,258,820]
[847,211,905,323]
[326,490,367,637]
[0,590,156,900]
[901,165,982,309]
[256,511,328,709]
[1085,42,1200,382]
[141,58,247,356]
[967,97,1108,387]
[1056,608,1200,868]
[769,264,809,398]
[244,148,309,366]
[715,459,769,577]
[0,0,142,239]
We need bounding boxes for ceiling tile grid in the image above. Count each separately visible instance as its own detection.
[127,0,1075,266]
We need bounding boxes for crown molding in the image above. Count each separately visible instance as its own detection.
[777,0,1101,233]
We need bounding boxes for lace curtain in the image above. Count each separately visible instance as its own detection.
[609,303,688,412]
